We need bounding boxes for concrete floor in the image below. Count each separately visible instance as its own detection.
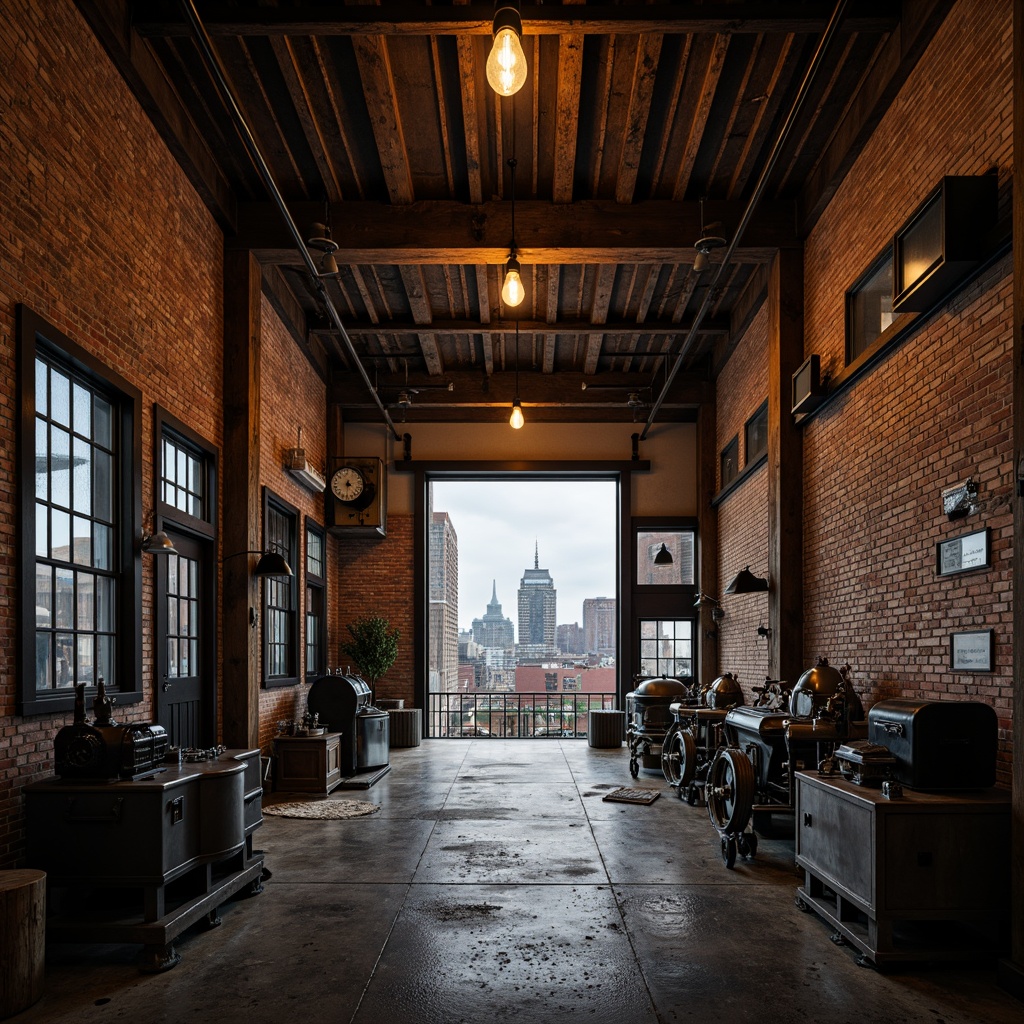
[13,739,1023,1024]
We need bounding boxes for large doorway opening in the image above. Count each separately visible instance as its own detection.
[426,476,619,738]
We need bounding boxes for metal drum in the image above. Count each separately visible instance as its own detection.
[625,676,692,778]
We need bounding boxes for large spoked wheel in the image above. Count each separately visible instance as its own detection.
[661,723,682,785]
[675,730,698,788]
[706,748,755,836]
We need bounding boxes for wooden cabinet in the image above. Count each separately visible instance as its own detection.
[25,749,265,972]
[274,732,343,794]
[794,771,1010,967]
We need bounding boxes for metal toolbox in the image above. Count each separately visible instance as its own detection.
[867,698,996,789]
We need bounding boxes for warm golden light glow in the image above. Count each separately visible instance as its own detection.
[502,258,524,306]
[509,399,525,429]
[486,25,527,96]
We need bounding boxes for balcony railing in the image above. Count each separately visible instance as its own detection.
[426,690,617,738]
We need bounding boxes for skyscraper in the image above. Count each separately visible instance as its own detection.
[428,511,459,693]
[471,580,515,649]
[517,542,557,658]
[583,596,616,657]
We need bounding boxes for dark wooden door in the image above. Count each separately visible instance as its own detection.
[156,530,213,747]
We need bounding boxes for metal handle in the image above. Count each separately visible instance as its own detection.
[162,676,172,692]
[878,720,904,737]
[803,812,812,827]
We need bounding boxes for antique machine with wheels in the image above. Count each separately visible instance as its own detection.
[626,675,694,778]
[661,672,744,804]
[706,659,866,868]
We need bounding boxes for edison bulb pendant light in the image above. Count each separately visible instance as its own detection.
[502,255,524,306]
[486,10,527,97]
[509,398,525,429]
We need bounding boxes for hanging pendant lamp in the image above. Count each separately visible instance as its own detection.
[486,1,527,97]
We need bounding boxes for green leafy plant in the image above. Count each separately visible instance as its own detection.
[339,616,400,702]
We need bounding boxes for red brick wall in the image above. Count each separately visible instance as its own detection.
[0,2,224,865]
[715,306,771,691]
[256,297,328,752]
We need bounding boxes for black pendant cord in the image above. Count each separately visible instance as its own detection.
[640,0,851,440]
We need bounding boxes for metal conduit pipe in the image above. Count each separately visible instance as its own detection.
[640,0,850,441]
[179,0,402,442]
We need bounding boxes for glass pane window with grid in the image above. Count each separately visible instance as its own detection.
[265,502,295,680]
[165,553,199,679]
[639,619,693,678]
[305,522,326,678]
[33,356,118,693]
[161,433,206,520]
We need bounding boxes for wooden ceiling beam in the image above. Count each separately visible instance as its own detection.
[616,33,664,204]
[136,5,900,39]
[233,199,796,263]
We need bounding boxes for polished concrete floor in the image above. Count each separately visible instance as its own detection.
[14,739,1023,1023]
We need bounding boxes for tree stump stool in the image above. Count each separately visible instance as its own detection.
[0,869,46,1018]
[588,709,625,748]
[388,708,422,747]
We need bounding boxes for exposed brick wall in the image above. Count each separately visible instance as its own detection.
[333,515,416,706]
[0,1,224,865]
[256,296,328,753]
[715,306,771,692]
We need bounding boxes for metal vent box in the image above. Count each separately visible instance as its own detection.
[867,698,996,790]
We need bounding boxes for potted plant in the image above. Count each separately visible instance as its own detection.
[339,615,400,707]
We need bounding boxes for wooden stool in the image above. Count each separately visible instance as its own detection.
[0,869,46,1018]
[388,708,422,747]
[588,710,625,748]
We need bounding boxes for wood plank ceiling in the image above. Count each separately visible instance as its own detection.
[78,1,952,425]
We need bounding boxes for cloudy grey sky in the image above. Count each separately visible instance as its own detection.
[431,479,618,636]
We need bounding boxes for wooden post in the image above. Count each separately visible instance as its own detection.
[0,869,46,1017]
[222,250,263,750]
[766,247,804,685]
[697,398,719,685]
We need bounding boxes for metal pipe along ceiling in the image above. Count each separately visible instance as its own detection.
[179,0,402,442]
[640,0,851,441]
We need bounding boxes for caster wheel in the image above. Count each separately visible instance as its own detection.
[742,832,758,858]
[676,780,686,800]
[830,931,846,946]
[795,896,810,912]
[686,783,698,806]
[629,758,639,778]
[720,835,737,869]
[737,833,750,858]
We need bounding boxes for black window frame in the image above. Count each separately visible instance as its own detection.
[744,400,768,466]
[17,305,143,716]
[262,488,299,688]
[720,435,739,490]
[304,517,327,681]
[846,245,900,365]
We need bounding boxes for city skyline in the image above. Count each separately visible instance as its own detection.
[431,479,617,638]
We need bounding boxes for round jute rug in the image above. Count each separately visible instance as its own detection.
[264,799,380,820]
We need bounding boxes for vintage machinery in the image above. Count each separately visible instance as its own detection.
[54,682,168,781]
[625,676,694,778]
[867,697,997,789]
[661,672,745,804]
[307,673,390,775]
[706,658,866,867]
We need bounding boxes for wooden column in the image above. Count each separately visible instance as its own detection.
[697,397,719,685]
[222,250,263,750]
[0,869,46,1017]
[1003,0,1024,996]
[766,247,804,684]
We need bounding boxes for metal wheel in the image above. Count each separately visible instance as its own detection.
[674,729,698,787]
[737,831,758,860]
[720,835,737,869]
[660,722,682,785]
[706,748,755,835]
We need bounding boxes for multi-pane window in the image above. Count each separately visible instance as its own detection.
[33,355,118,694]
[639,619,693,679]
[745,402,768,464]
[165,554,198,679]
[161,432,206,520]
[264,493,298,685]
[305,521,326,679]
[19,306,142,715]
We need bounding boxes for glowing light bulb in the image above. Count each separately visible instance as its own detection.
[487,25,527,96]
[502,257,524,306]
[509,399,525,429]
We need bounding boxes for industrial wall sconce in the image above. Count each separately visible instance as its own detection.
[724,565,769,594]
[694,592,725,622]
[486,1,527,97]
[141,530,178,555]
[653,543,673,565]
[223,549,294,578]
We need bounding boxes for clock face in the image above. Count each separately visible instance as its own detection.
[331,466,366,502]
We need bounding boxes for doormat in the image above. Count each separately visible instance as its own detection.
[601,787,660,805]
[264,799,380,820]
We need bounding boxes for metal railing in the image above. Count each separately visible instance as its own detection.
[426,691,617,738]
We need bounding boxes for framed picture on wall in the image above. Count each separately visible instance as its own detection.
[936,528,989,576]
[949,629,993,672]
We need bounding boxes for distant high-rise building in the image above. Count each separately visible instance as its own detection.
[556,622,584,655]
[428,511,459,693]
[517,542,557,657]
[583,597,616,656]
[471,580,515,650]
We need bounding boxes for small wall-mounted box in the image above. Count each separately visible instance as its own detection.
[791,354,826,415]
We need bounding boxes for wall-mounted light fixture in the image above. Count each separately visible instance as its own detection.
[141,530,178,555]
[486,1,527,97]
[724,566,769,594]
[224,549,294,578]
[694,592,725,622]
